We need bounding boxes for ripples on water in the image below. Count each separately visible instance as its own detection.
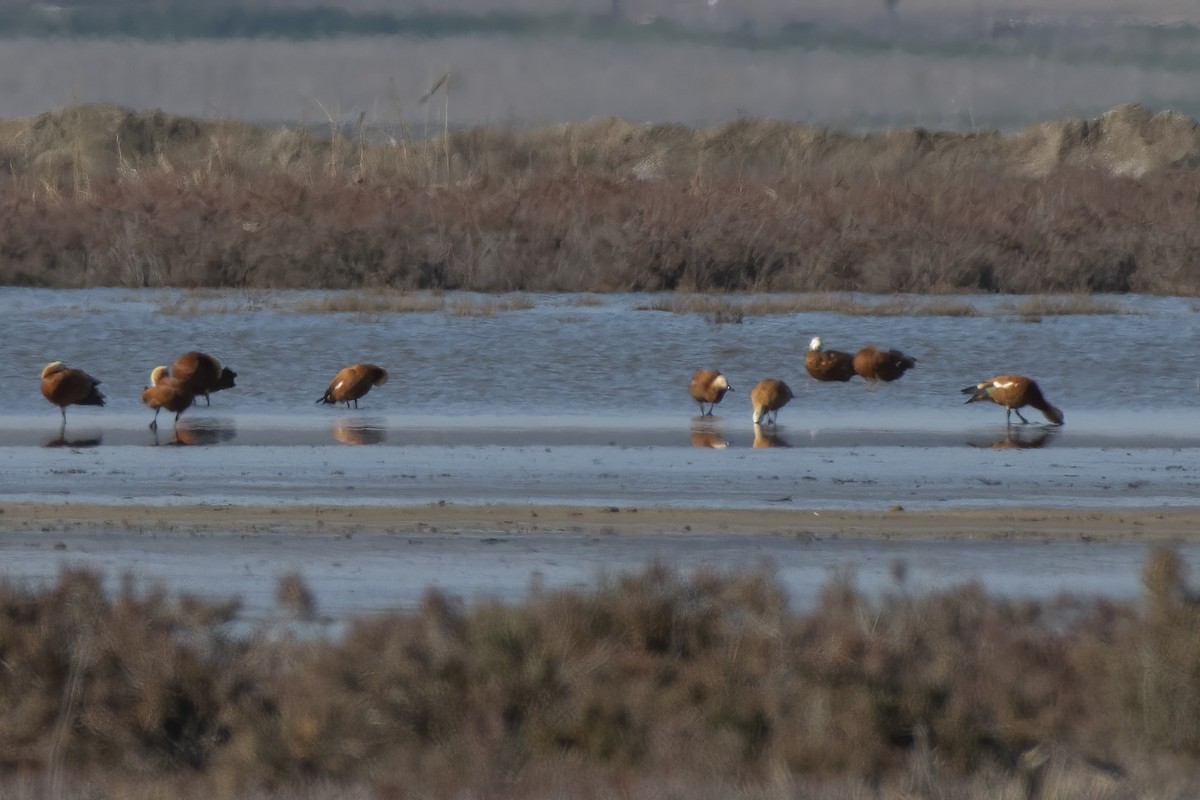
[2,288,1195,424]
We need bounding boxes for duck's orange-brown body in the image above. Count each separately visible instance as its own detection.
[962,375,1064,426]
[751,378,793,426]
[172,351,237,406]
[141,366,196,431]
[689,369,732,416]
[853,346,916,382]
[805,337,856,382]
[40,362,105,423]
[318,364,389,408]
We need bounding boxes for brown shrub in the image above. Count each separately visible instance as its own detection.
[10,554,1200,796]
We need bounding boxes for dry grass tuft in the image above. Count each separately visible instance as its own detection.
[637,294,982,318]
[446,295,535,316]
[290,291,446,314]
[276,573,317,622]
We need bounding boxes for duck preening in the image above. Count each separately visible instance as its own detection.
[961,375,1064,426]
[40,361,105,425]
[805,337,856,382]
[853,346,917,383]
[172,351,237,406]
[317,364,389,409]
[141,366,196,431]
[751,378,793,426]
[689,369,733,416]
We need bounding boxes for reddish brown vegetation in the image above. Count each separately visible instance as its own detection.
[2,104,1200,294]
[4,553,1200,796]
[3,169,1199,294]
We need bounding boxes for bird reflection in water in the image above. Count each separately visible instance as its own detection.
[969,427,1057,451]
[157,419,237,447]
[690,421,729,449]
[43,431,103,449]
[333,418,387,446]
[753,426,792,448]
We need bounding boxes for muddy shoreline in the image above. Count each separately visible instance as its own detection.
[3,502,1196,542]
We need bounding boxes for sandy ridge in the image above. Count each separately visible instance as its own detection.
[1,502,1197,542]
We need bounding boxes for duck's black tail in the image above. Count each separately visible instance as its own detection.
[215,368,238,391]
[81,384,106,407]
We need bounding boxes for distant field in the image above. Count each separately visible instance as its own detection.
[5,34,1200,131]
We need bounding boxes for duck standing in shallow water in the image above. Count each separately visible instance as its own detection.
[172,351,237,406]
[961,375,1064,426]
[751,379,793,426]
[853,346,916,383]
[40,361,105,426]
[142,366,196,431]
[689,369,733,416]
[317,364,389,409]
[805,337,856,382]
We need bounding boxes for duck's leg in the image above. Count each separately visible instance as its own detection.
[1014,409,1031,425]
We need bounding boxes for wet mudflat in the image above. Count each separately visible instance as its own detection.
[1,289,1197,623]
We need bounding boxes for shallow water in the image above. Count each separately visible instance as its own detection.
[2,289,1197,617]
[4,527,1194,627]
[1,289,1198,510]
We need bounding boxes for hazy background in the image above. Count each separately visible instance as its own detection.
[4,0,1200,131]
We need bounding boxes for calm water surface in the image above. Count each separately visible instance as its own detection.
[0,289,1197,510]
[2,289,1198,617]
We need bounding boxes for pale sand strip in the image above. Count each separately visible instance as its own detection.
[0,502,1197,542]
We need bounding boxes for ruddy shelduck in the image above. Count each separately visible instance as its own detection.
[40,361,105,424]
[804,337,856,382]
[853,345,917,383]
[141,366,196,431]
[689,369,733,416]
[172,351,237,406]
[751,378,793,426]
[317,364,389,409]
[962,375,1064,426]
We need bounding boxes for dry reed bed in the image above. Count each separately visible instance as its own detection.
[4,552,1200,796]
[3,103,1200,294]
[2,169,1199,295]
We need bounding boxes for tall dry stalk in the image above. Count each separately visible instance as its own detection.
[314,97,343,179]
[421,71,452,186]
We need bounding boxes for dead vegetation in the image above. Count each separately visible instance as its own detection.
[5,552,1200,797]
[155,289,534,316]
[2,103,1200,295]
[638,293,1120,321]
